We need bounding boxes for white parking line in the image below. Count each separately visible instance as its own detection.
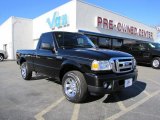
[105,90,160,120]
[71,104,81,120]
[35,96,65,120]
[146,79,160,87]
[134,84,150,96]
[114,95,126,111]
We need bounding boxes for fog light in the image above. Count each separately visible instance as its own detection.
[108,84,112,89]
[103,82,108,88]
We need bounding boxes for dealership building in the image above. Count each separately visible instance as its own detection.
[0,0,159,60]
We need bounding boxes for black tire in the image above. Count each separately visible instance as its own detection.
[62,71,88,103]
[21,62,32,80]
[151,57,160,69]
[0,54,4,62]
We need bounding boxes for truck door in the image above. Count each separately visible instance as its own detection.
[138,43,151,63]
[131,43,150,63]
[130,43,141,61]
[34,33,59,77]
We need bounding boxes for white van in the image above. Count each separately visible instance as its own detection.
[0,50,8,61]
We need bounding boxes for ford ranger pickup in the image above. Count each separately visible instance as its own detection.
[16,32,138,103]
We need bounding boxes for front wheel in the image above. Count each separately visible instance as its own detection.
[62,71,88,103]
[151,57,160,69]
[0,54,4,62]
[21,62,32,80]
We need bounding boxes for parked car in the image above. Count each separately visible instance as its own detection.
[16,32,137,103]
[0,50,8,61]
[120,42,160,69]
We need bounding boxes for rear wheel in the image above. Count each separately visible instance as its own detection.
[21,62,32,80]
[62,71,87,103]
[0,54,4,61]
[151,57,160,69]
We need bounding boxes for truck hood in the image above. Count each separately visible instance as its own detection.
[60,48,132,60]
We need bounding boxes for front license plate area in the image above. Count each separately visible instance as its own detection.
[125,78,133,88]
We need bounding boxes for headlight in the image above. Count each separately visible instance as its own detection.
[91,60,112,71]
[133,58,137,68]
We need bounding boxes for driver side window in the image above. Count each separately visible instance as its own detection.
[138,44,147,51]
[40,33,54,50]
[132,44,146,51]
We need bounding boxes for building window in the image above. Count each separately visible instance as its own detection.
[87,35,98,46]
[112,39,123,50]
[123,39,136,45]
[98,37,111,49]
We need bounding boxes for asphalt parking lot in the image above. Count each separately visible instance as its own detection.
[0,61,160,120]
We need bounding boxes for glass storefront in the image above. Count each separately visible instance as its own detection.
[99,37,111,49]
[85,33,137,51]
[112,39,123,50]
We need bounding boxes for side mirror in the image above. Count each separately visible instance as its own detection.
[41,43,54,51]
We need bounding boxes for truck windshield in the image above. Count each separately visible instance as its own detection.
[148,43,160,49]
[55,32,96,48]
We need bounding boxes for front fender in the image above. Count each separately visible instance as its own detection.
[61,60,83,72]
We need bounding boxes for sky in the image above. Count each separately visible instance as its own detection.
[0,0,160,27]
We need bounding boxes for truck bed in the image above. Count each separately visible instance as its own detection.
[16,50,35,65]
[16,50,35,55]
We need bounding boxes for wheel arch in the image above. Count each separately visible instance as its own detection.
[152,55,160,59]
[0,53,4,58]
[0,53,4,61]
[20,57,26,65]
[59,60,84,81]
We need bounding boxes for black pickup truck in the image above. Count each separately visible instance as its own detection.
[16,32,137,103]
[120,42,160,69]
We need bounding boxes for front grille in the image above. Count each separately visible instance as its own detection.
[109,57,134,73]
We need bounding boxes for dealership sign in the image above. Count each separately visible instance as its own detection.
[47,12,69,30]
[97,16,153,39]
